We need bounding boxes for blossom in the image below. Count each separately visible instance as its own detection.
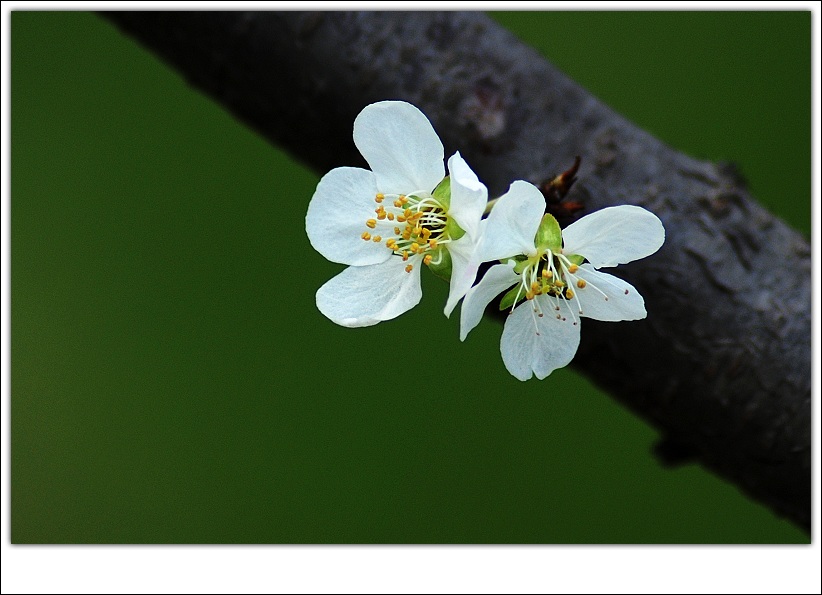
[460,182,665,381]
[306,101,487,327]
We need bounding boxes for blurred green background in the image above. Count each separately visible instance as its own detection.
[12,11,810,543]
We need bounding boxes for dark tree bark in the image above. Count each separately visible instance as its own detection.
[101,11,811,531]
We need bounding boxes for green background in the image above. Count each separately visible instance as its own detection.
[12,12,810,543]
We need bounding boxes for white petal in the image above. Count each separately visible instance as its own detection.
[316,257,422,327]
[353,101,445,195]
[459,261,520,341]
[306,167,392,266]
[500,297,581,381]
[477,180,544,263]
[571,264,646,322]
[443,236,480,318]
[562,205,665,268]
[447,152,487,240]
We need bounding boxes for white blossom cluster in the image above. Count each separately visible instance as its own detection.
[306,102,665,380]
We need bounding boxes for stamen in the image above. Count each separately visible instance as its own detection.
[405,264,413,273]
[402,250,409,261]
[366,219,376,229]
[375,193,385,203]
[428,238,437,249]
[565,289,575,299]
[361,232,371,241]
[410,242,420,253]
[387,212,395,221]
[423,254,432,265]
[568,264,579,273]
[577,279,587,288]
[394,227,401,235]
[372,235,382,243]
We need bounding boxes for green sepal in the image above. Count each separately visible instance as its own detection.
[445,217,465,241]
[427,247,453,282]
[566,254,585,266]
[499,284,524,311]
[512,256,531,275]
[536,213,562,253]
[432,176,451,209]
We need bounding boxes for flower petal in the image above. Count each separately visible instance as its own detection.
[306,166,392,266]
[500,297,581,381]
[316,257,422,327]
[447,152,487,240]
[561,205,665,268]
[571,265,646,322]
[477,180,545,263]
[353,101,445,195]
[459,261,520,341]
[443,235,480,318]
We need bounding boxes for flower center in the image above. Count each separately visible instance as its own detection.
[510,250,612,326]
[361,192,452,273]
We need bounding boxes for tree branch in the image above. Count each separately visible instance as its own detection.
[101,11,811,531]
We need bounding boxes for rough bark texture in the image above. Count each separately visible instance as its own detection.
[101,11,811,531]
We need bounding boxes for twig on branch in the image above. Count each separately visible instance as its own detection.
[101,11,811,531]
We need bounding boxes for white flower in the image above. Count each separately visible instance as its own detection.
[306,101,487,327]
[460,182,665,381]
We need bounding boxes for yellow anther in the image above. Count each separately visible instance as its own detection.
[375,193,385,203]
[405,264,413,273]
[576,279,587,288]
[394,227,401,235]
[526,291,534,300]
[568,264,579,273]
[422,228,432,239]
[387,212,395,221]
[541,268,551,279]
[403,208,412,219]
[554,280,565,288]
[366,219,376,229]
[397,216,406,223]
[410,242,420,253]
[402,250,409,261]
[372,235,382,243]
[413,226,423,236]
[375,206,384,214]
[394,199,403,208]
[377,212,387,220]
[565,289,575,299]
[402,231,411,240]
[531,281,540,292]
[361,232,371,241]
[428,238,437,249]
[399,195,408,204]
[423,254,433,265]
[385,239,396,249]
